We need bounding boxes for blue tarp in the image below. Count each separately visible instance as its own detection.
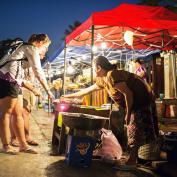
[45,42,160,67]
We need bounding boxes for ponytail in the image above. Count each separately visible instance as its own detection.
[94,56,117,71]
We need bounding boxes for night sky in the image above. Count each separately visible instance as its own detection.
[0,0,139,53]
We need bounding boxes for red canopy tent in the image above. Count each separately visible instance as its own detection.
[66,3,177,50]
[62,3,177,96]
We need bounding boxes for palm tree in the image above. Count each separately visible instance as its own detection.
[64,21,81,36]
[139,0,176,6]
[138,0,177,12]
[139,0,160,6]
[60,20,81,41]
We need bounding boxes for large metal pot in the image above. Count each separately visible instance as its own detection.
[61,112,109,130]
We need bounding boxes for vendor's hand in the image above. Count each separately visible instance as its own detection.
[59,96,72,103]
[61,94,76,98]
[59,96,65,101]
[61,95,70,98]
[53,99,60,103]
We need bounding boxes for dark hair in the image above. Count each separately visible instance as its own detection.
[28,34,51,44]
[94,56,117,71]
[135,59,141,64]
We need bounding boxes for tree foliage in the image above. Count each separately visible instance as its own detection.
[138,0,177,12]
[64,21,81,36]
[139,0,177,6]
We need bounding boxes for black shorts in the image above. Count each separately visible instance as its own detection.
[0,78,22,98]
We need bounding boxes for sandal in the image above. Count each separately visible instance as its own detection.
[26,139,39,146]
[1,145,19,155]
[10,140,20,147]
[19,147,38,154]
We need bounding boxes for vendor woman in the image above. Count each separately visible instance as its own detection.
[62,56,158,169]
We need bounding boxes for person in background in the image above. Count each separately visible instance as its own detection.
[10,68,40,147]
[62,56,158,170]
[0,34,54,154]
[134,59,147,82]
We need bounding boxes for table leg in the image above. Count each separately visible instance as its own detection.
[58,123,66,155]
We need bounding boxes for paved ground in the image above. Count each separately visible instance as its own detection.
[0,110,162,177]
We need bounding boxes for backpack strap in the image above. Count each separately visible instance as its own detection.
[0,58,28,69]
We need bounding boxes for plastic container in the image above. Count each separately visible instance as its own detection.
[65,135,95,167]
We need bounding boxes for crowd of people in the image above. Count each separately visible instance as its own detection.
[0,34,159,170]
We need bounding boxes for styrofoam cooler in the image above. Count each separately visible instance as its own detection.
[65,135,95,167]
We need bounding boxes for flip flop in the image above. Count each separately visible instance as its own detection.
[1,147,19,155]
[19,147,38,154]
[113,164,137,171]
[10,140,20,147]
[26,139,39,146]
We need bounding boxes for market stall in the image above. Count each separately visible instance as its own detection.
[49,4,177,162]
[45,3,177,103]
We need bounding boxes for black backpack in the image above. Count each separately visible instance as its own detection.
[0,38,25,68]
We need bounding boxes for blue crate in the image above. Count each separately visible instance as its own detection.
[65,135,95,168]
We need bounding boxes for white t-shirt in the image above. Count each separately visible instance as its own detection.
[0,44,47,86]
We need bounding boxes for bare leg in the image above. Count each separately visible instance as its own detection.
[9,115,19,147]
[23,108,38,146]
[9,115,16,140]
[0,97,18,152]
[11,95,28,150]
[22,108,30,140]
[9,109,31,147]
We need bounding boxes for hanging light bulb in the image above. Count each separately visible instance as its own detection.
[101,42,107,49]
[97,33,102,40]
[124,30,147,46]
[92,46,98,52]
[72,60,76,65]
[82,55,87,60]
[124,31,134,46]
[67,65,74,74]
[67,61,75,74]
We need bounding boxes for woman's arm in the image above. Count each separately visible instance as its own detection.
[114,82,133,125]
[21,80,41,97]
[25,46,53,98]
[63,83,101,98]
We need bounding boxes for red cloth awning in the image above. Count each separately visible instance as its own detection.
[66,3,177,50]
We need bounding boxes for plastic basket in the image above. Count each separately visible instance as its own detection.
[138,142,160,161]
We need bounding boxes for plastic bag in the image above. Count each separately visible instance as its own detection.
[93,128,122,162]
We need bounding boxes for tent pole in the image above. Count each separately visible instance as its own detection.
[91,25,95,105]
[174,52,177,98]
[47,62,51,115]
[175,52,177,98]
[63,42,67,95]
[169,51,176,98]
[172,51,177,98]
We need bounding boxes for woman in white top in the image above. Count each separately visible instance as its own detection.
[0,34,53,154]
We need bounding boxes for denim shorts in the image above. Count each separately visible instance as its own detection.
[0,78,22,98]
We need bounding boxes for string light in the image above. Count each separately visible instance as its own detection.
[101,42,107,49]
[67,61,75,74]
[124,31,134,46]
[92,46,98,52]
